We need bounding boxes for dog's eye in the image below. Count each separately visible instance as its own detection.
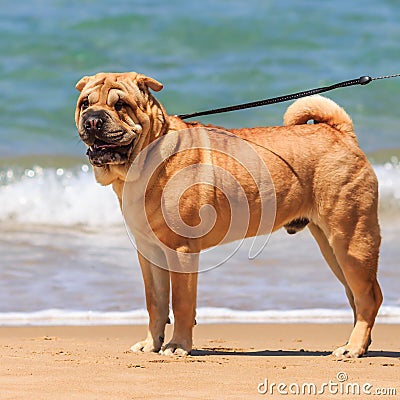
[115,100,125,112]
[81,99,89,110]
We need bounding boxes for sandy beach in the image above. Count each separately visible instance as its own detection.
[1,323,398,399]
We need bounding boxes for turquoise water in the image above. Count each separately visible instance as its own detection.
[2,0,400,156]
[1,0,400,323]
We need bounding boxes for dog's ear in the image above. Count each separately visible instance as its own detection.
[75,76,91,92]
[136,73,163,92]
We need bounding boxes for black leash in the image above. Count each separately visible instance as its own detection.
[178,74,400,120]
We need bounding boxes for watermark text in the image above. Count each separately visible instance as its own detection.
[257,372,397,396]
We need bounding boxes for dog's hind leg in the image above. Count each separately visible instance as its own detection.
[325,211,382,358]
[308,223,356,321]
[130,250,170,353]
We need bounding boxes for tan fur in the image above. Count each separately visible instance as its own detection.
[75,72,382,358]
[284,95,356,139]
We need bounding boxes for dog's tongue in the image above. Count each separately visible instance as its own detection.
[94,143,121,151]
[91,140,131,153]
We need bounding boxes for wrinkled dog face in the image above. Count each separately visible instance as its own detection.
[75,72,163,167]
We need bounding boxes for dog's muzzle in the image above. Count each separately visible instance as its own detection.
[82,110,133,167]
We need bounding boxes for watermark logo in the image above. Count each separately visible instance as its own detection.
[122,127,277,273]
[257,372,397,396]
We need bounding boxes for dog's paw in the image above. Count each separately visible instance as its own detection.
[332,345,365,358]
[159,342,190,357]
[130,338,162,353]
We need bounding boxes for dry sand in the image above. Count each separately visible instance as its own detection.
[1,323,399,399]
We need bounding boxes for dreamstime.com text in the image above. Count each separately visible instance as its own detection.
[257,372,397,396]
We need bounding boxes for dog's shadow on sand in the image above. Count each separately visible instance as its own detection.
[191,349,400,358]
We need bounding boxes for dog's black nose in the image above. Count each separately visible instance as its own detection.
[84,116,104,133]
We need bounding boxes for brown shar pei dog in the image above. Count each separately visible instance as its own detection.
[75,71,382,358]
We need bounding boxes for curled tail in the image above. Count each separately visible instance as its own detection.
[283,95,356,141]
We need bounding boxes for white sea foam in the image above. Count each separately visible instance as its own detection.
[0,306,399,327]
[0,163,399,227]
[0,165,122,227]
[374,160,400,215]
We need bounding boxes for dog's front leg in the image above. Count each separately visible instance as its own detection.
[160,250,199,356]
[130,252,170,353]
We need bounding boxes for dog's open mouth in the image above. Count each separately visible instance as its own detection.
[86,139,132,166]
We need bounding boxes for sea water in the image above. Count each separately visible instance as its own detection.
[0,0,399,325]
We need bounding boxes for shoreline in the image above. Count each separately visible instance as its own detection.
[1,323,399,399]
[1,304,400,326]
